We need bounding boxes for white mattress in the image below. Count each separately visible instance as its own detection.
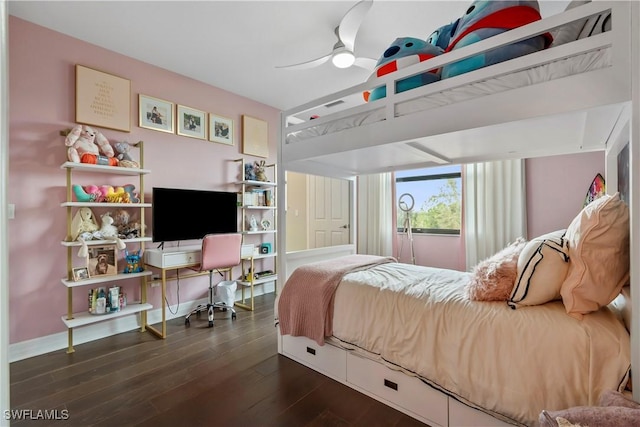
[330,262,630,426]
[285,48,611,144]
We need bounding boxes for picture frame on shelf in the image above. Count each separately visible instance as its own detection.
[177,105,207,140]
[87,245,118,277]
[75,64,131,132]
[139,94,175,133]
[72,267,90,281]
[209,114,234,145]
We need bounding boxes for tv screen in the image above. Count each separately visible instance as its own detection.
[152,187,237,243]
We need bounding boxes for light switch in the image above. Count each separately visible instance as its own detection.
[8,204,15,219]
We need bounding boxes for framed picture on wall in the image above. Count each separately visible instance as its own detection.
[209,114,234,145]
[138,94,175,133]
[242,115,268,158]
[87,245,118,278]
[75,65,131,132]
[177,105,207,140]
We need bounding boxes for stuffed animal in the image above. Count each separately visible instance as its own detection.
[65,124,117,166]
[245,162,256,181]
[113,208,145,239]
[71,207,99,241]
[123,249,143,273]
[440,0,552,79]
[364,37,443,102]
[254,160,269,182]
[112,141,140,168]
[426,19,460,50]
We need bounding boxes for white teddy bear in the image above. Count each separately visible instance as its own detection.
[65,124,116,165]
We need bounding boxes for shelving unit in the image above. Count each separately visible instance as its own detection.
[60,143,152,353]
[234,158,278,311]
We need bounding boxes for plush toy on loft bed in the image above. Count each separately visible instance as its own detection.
[440,0,552,79]
[364,37,443,102]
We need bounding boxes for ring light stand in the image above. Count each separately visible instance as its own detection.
[398,193,416,265]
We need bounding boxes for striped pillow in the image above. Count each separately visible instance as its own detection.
[509,230,569,309]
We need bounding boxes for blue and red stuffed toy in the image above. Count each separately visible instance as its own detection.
[364,0,552,102]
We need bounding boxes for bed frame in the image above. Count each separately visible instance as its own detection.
[275,1,639,425]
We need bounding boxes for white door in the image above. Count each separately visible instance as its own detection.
[309,175,350,248]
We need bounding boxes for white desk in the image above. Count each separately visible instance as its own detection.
[143,246,258,338]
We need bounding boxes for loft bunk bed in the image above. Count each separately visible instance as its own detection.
[276,2,638,426]
[280,1,631,178]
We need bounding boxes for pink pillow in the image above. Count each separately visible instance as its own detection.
[468,237,527,301]
[560,193,630,319]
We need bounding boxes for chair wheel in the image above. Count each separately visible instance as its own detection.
[208,320,214,327]
[222,307,227,312]
[185,318,190,326]
[232,312,237,320]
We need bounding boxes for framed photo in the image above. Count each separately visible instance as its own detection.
[75,64,131,132]
[242,115,269,158]
[209,114,234,145]
[139,94,175,133]
[72,267,90,281]
[87,245,118,277]
[177,105,207,140]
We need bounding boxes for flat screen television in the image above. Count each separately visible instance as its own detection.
[152,187,237,243]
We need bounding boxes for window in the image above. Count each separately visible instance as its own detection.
[395,165,462,235]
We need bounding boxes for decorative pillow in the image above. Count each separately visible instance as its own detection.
[468,237,527,301]
[560,193,630,319]
[549,0,591,47]
[509,229,569,308]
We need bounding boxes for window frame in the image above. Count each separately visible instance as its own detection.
[395,169,462,235]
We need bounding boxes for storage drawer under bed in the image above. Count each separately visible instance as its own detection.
[281,334,346,381]
[346,352,448,427]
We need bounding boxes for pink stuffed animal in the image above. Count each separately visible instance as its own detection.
[65,124,117,165]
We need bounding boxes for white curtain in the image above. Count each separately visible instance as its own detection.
[464,159,527,270]
[357,173,393,256]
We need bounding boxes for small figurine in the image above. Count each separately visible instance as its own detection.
[249,215,258,232]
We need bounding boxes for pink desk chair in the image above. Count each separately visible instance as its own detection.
[185,233,242,327]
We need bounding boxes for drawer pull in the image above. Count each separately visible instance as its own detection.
[384,379,398,391]
[306,346,316,355]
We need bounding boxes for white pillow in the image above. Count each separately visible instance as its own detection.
[508,230,569,308]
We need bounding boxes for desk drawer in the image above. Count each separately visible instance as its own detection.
[346,353,447,427]
[281,335,346,381]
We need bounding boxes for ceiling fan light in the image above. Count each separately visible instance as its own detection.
[332,50,355,68]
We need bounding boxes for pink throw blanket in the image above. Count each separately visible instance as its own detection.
[278,254,396,345]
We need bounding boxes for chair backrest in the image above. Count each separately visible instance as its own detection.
[200,233,242,272]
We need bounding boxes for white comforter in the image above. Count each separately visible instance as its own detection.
[332,262,630,426]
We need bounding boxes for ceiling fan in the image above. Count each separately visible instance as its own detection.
[276,0,377,71]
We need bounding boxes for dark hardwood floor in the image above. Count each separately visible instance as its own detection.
[10,293,428,427]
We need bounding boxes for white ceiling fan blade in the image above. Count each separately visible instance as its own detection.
[275,52,332,70]
[354,57,377,71]
[338,0,373,52]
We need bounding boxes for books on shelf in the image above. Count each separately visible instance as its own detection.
[243,189,273,207]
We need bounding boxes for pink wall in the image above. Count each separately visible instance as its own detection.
[8,17,279,344]
[394,151,605,270]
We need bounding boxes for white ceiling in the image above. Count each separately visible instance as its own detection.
[8,0,569,111]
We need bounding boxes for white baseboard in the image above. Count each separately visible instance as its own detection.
[9,282,275,363]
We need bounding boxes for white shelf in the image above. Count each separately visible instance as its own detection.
[61,201,152,208]
[61,303,153,328]
[242,252,277,260]
[61,271,152,288]
[238,275,277,286]
[61,161,151,175]
[241,205,276,210]
[237,180,277,188]
[242,230,276,235]
[61,237,152,247]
